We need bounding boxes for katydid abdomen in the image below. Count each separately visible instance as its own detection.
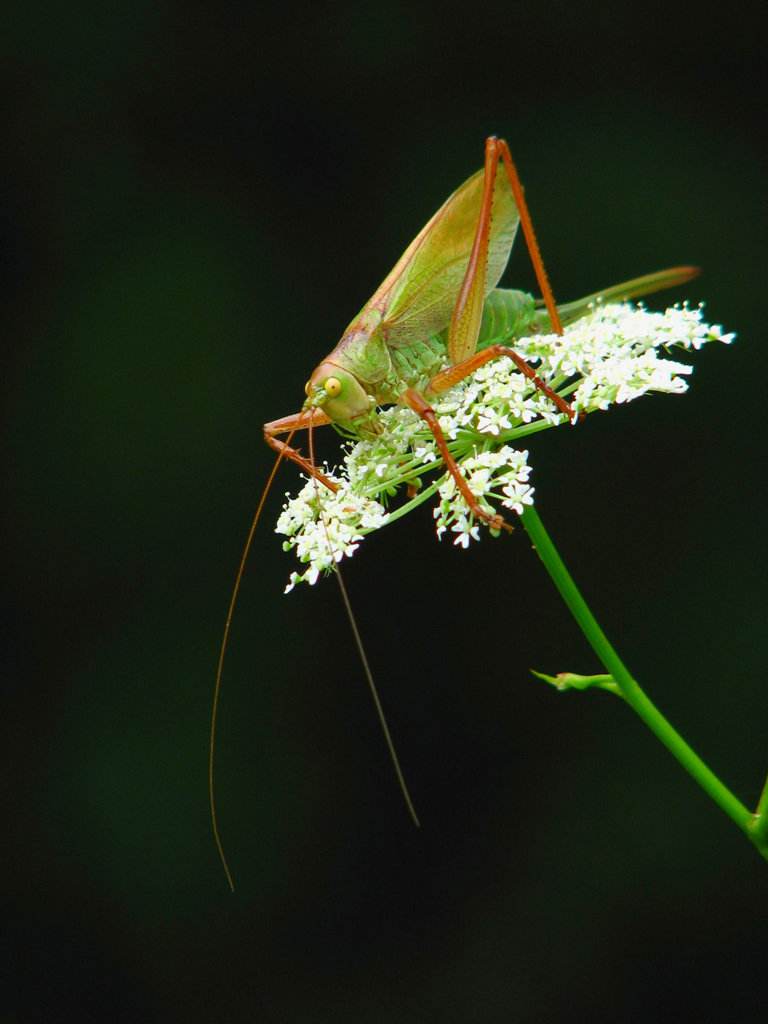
[478,265,701,348]
[347,265,700,409]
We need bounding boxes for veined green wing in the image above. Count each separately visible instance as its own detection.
[360,167,519,348]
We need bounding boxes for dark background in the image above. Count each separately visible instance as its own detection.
[3,2,768,1021]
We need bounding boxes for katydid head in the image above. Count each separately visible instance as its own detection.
[303,360,377,431]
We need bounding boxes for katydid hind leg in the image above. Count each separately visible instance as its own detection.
[447,138,500,364]
[446,137,568,419]
[495,138,563,336]
[448,136,564,368]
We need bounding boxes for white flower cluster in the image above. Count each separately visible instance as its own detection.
[528,302,735,413]
[277,477,389,592]
[434,447,534,547]
[276,303,732,589]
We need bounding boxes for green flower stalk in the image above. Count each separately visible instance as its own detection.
[521,503,766,862]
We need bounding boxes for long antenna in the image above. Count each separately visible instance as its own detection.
[209,432,296,892]
[307,414,420,827]
[332,561,421,827]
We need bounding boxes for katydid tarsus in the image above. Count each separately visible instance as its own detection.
[210,136,699,889]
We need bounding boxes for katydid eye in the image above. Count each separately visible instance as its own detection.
[323,376,342,398]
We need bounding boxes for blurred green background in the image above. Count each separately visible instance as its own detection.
[3,1,767,1020]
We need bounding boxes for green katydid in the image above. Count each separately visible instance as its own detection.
[210,136,698,889]
[264,136,697,527]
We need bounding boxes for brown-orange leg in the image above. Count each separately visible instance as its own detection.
[264,409,339,492]
[402,388,513,534]
[494,137,562,336]
[448,136,570,414]
[430,345,573,420]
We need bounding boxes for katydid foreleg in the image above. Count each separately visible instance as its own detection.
[264,409,338,491]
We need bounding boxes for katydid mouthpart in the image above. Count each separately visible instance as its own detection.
[210,136,699,889]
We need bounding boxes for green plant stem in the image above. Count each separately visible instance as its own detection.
[520,504,767,859]
[750,774,768,846]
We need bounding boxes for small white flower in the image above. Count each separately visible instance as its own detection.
[437,414,459,440]
[413,443,437,463]
[452,517,481,548]
[475,407,513,435]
